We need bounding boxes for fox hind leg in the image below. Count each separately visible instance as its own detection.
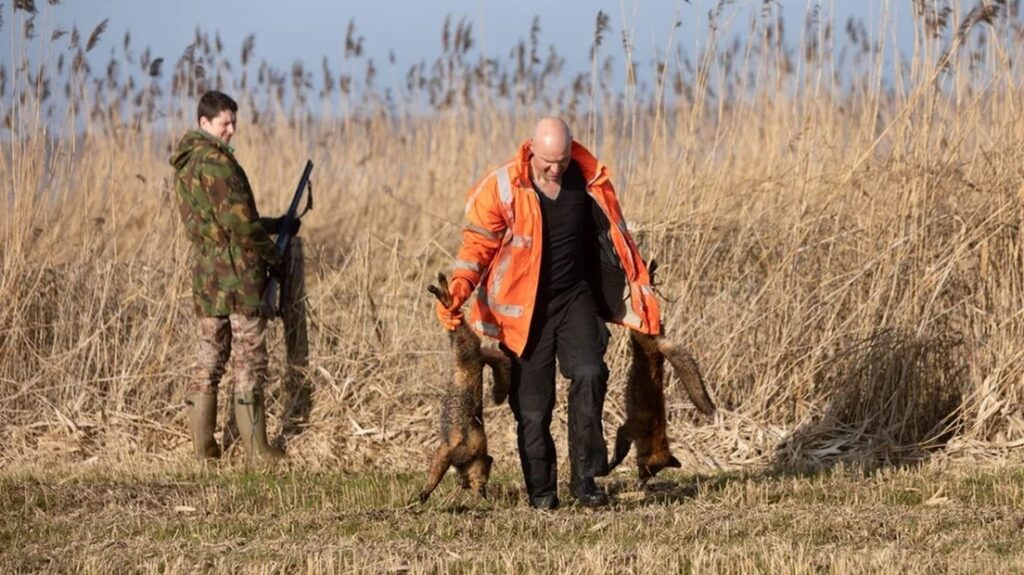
[481,347,511,405]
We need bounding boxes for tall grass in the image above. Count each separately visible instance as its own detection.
[2,0,1024,472]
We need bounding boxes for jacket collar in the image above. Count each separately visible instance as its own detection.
[512,138,611,189]
[193,129,236,155]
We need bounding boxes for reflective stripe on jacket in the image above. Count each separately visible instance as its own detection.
[451,139,660,356]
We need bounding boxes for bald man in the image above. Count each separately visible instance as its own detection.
[437,118,661,509]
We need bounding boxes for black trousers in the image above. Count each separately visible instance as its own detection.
[503,282,611,499]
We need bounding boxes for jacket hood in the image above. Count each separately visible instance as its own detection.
[169,130,229,170]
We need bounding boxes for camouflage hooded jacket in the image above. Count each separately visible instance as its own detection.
[169,130,281,317]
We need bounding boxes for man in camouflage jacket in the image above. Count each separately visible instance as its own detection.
[169,90,294,463]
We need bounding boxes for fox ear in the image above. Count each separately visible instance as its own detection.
[666,455,682,468]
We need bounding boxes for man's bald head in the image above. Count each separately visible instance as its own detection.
[531,117,572,157]
[529,118,573,188]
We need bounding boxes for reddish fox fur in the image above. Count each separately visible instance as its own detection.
[607,261,716,481]
[419,273,511,502]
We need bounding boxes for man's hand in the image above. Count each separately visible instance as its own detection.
[435,301,463,330]
[270,261,288,283]
[258,216,301,236]
[279,217,301,236]
[435,277,473,331]
[257,216,280,234]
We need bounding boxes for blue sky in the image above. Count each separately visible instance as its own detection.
[4,1,920,85]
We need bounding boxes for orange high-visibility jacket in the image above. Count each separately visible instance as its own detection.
[451,139,661,356]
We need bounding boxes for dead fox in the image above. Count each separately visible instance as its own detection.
[607,261,716,481]
[607,331,716,480]
[419,272,511,502]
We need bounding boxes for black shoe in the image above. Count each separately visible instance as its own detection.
[529,494,560,510]
[571,478,610,508]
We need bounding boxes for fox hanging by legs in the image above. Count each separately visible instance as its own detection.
[419,272,511,502]
[607,261,716,481]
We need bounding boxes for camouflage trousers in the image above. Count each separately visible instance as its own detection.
[189,314,268,395]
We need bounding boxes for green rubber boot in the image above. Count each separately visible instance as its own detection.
[233,390,285,462]
[186,392,221,460]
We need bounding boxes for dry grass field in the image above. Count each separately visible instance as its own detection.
[4,0,1024,572]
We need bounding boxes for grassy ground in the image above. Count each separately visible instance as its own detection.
[4,460,1024,574]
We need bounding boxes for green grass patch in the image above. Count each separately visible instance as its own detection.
[4,463,1024,573]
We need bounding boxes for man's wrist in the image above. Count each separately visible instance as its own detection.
[257,216,281,234]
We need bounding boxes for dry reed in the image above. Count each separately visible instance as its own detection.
[2,0,1024,478]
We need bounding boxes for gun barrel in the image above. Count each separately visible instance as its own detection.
[275,160,314,253]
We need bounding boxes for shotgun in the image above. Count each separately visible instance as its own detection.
[262,160,313,317]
